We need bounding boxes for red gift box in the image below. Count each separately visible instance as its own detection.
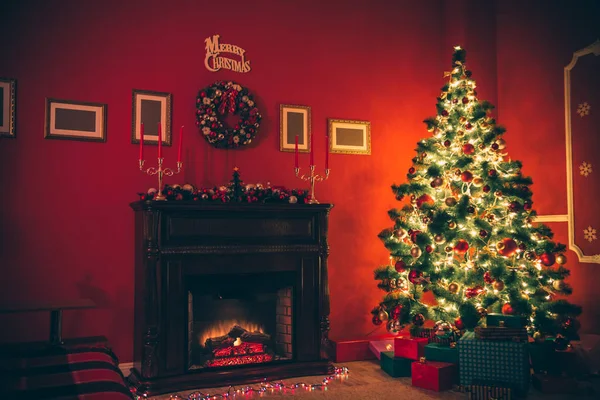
[330,339,375,362]
[394,336,428,360]
[412,360,458,392]
[368,339,394,359]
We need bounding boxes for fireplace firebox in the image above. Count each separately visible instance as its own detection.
[128,202,333,396]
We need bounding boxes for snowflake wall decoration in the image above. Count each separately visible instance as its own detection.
[577,102,591,117]
[584,226,597,243]
[579,162,593,177]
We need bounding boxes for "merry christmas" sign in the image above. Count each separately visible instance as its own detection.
[204,35,251,73]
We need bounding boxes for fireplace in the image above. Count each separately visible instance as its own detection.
[128,202,333,396]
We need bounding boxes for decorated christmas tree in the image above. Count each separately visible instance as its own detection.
[372,47,582,343]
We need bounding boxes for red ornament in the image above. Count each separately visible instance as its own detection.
[372,314,383,325]
[408,270,423,284]
[394,260,407,273]
[491,143,499,150]
[540,253,556,267]
[465,286,484,298]
[523,201,533,211]
[443,140,451,147]
[501,303,515,315]
[465,122,472,130]
[488,169,497,177]
[483,271,495,284]
[409,229,421,243]
[461,170,474,182]
[441,110,449,117]
[479,229,488,238]
[454,317,465,330]
[497,238,518,257]
[462,97,469,104]
[508,201,521,212]
[391,305,402,319]
[482,185,491,193]
[408,167,416,174]
[454,239,469,254]
[462,143,475,155]
[416,194,434,208]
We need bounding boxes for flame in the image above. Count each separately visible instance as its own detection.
[198,320,265,346]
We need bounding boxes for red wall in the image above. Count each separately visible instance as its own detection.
[0,0,598,363]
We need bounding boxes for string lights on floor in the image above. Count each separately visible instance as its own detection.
[132,367,349,400]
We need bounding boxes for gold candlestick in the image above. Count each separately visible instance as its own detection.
[295,165,330,204]
[139,158,183,201]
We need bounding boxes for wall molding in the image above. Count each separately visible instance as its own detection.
[535,214,569,223]
[563,40,600,264]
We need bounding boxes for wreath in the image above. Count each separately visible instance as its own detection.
[195,81,261,149]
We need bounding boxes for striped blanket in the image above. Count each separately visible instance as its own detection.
[0,346,133,399]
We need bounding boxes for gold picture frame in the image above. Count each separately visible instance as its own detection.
[131,89,172,146]
[328,119,371,155]
[44,98,107,142]
[280,104,310,153]
[0,77,17,138]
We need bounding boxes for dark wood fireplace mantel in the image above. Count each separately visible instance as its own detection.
[128,201,334,396]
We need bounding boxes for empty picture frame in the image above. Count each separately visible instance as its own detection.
[131,89,172,146]
[44,98,107,142]
[0,77,17,138]
[280,104,310,153]
[328,119,371,155]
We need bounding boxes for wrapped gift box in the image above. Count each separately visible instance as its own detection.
[368,339,394,360]
[380,351,412,377]
[411,360,457,391]
[394,336,428,360]
[465,384,512,400]
[424,343,459,364]
[330,338,376,362]
[529,340,585,376]
[458,331,529,395]
[486,313,526,329]
[475,326,528,342]
[531,374,578,394]
[413,327,459,346]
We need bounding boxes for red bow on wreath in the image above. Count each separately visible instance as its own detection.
[218,88,238,115]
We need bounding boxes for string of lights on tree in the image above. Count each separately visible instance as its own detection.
[131,367,349,400]
[371,46,581,346]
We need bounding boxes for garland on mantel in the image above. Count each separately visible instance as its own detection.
[137,168,311,204]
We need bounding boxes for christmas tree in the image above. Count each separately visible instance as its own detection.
[372,47,582,342]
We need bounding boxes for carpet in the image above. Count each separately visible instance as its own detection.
[150,360,595,399]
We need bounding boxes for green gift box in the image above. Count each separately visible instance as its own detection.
[458,331,529,395]
[380,351,412,377]
[424,343,459,364]
[486,313,526,329]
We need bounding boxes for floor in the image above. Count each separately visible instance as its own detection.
[152,360,597,399]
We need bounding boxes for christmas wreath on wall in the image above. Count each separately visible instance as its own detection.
[195,81,261,149]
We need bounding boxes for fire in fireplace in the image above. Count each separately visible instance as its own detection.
[188,273,294,370]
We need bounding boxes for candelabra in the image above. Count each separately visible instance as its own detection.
[295,165,330,204]
[139,158,182,201]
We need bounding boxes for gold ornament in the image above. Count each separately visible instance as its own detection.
[493,280,505,291]
[496,241,505,250]
[478,143,485,150]
[477,306,488,317]
[472,177,484,187]
[445,246,453,253]
[457,130,465,137]
[459,116,467,124]
[454,168,462,177]
[445,197,457,207]
[411,247,422,258]
[448,282,459,293]
[378,309,389,322]
[556,254,567,265]
[434,234,446,244]
[495,190,503,197]
[386,319,402,335]
[496,138,506,150]
[394,228,408,239]
[553,280,565,291]
[448,221,457,230]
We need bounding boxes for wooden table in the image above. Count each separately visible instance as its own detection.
[0,299,96,345]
